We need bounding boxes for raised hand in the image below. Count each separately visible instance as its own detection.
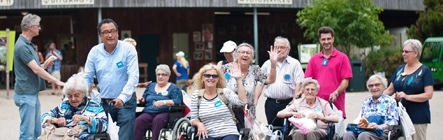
[230,62,241,79]
[268,45,279,64]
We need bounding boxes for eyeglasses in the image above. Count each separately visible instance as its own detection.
[238,51,252,55]
[156,73,168,77]
[368,83,381,88]
[402,50,414,54]
[322,58,328,66]
[100,29,117,36]
[304,88,317,92]
[32,25,41,30]
[203,74,219,79]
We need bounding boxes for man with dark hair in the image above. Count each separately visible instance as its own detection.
[83,18,139,140]
[305,26,352,119]
[14,14,64,140]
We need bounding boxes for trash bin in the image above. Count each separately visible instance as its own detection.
[347,59,366,92]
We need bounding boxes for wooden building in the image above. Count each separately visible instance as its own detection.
[0,0,424,82]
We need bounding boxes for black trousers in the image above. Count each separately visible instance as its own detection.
[265,98,291,127]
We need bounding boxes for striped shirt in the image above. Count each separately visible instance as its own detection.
[261,56,304,99]
[190,88,246,138]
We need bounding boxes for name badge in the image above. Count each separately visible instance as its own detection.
[284,74,291,81]
[315,106,322,112]
[116,61,124,68]
[214,100,223,109]
[379,104,386,110]
[225,73,231,81]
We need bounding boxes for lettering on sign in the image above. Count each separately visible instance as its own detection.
[238,0,292,5]
[0,0,14,6]
[41,0,94,5]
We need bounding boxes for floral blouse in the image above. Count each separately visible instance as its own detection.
[221,63,267,115]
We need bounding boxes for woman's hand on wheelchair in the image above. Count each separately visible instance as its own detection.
[197,123,209,139]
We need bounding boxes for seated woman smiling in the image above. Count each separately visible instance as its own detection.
[41,74,107,140]
[277,78,338,140]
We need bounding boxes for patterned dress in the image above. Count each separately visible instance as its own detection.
[41,98,108,140]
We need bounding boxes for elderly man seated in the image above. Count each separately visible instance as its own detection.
[343,74,399,140]
[41,74,108,140]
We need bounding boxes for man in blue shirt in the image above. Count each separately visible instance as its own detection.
[14,14,64,140]
[83,18,139,140]
[45,41,63,95]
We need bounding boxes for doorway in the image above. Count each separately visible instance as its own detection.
[139,34,160,82]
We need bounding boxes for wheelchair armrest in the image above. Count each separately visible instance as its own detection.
[169,105,186,113]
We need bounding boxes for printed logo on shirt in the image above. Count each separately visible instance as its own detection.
[116,61,124,68]
[214,100,223,109]
[284,74,291,81]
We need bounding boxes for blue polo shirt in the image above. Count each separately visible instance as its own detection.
[13,35,46,94]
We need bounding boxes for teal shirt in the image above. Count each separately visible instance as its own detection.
[13,35,46,94]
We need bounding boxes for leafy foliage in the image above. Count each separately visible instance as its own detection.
[364,48,403,81]
[407,0,443,42]
[296,0,393,55]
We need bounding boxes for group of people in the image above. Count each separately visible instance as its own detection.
[12,13,433,140]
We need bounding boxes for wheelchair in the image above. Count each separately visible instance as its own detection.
[170,117,247,140]
[271,101,343,140]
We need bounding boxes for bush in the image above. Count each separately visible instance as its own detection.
[364,47,403,81]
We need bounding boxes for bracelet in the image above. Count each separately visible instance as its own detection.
[163,100,167,106]
[271,65,276,68]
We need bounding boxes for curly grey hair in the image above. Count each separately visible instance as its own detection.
[403,39,422,58]
[21,14,41,32]
[62,73,89,96]
[302,78,320,90]
[366,74,388,89]
[156,64,171,75]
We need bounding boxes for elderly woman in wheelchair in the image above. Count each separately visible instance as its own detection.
[277,78,338,140]
[189,63,247,140]
[343,74,399,140]
[133,64,183,140]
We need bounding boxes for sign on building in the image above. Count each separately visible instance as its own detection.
[41,0,94,5]
[238,0,292,5]
[0,0,14,6]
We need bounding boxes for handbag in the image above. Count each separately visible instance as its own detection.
[397,101,415,140]
[37,123,86,140]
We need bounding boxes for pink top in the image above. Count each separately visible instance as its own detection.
[305,48,352,118]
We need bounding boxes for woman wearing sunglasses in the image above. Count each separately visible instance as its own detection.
[190,63,247,140]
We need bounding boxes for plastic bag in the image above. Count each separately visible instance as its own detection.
[288,117,317,134]
[398,102,415,140]
[107,113,119,140]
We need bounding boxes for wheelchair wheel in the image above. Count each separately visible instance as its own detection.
[171,117,193,140]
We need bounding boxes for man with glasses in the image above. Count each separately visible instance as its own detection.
[305,26,352,119]
[259,36,304,126]
[14,14,65,140]
[83,18,139,140]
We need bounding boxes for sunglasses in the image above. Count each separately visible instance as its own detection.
[402,50,414,54]
[203,74,219,79]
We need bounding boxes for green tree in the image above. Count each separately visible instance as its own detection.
[296,0,393,56]
[407,0,443,42]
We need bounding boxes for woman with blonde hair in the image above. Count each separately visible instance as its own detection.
[173,51,190,89]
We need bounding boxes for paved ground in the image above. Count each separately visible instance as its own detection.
[1,88,442,139]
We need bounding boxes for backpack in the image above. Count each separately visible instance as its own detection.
[197,88,238,124]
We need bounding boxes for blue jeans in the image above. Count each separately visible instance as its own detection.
[101,95,137,140]
[206,134,239,140]
[14,93,41,140]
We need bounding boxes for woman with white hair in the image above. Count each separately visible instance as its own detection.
[173,51,190,89]
[343,74,398,140]
[384,39,434,140]
[41,74,108,140]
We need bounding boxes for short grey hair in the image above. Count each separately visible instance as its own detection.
[21,14,41,32]
[274,36,291,49]
[366,74,388,89]
[155,64,171,75]
[403,39,422,58]
[234,43,255,63]
[62,73,88,96]
[302,78,320,90]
